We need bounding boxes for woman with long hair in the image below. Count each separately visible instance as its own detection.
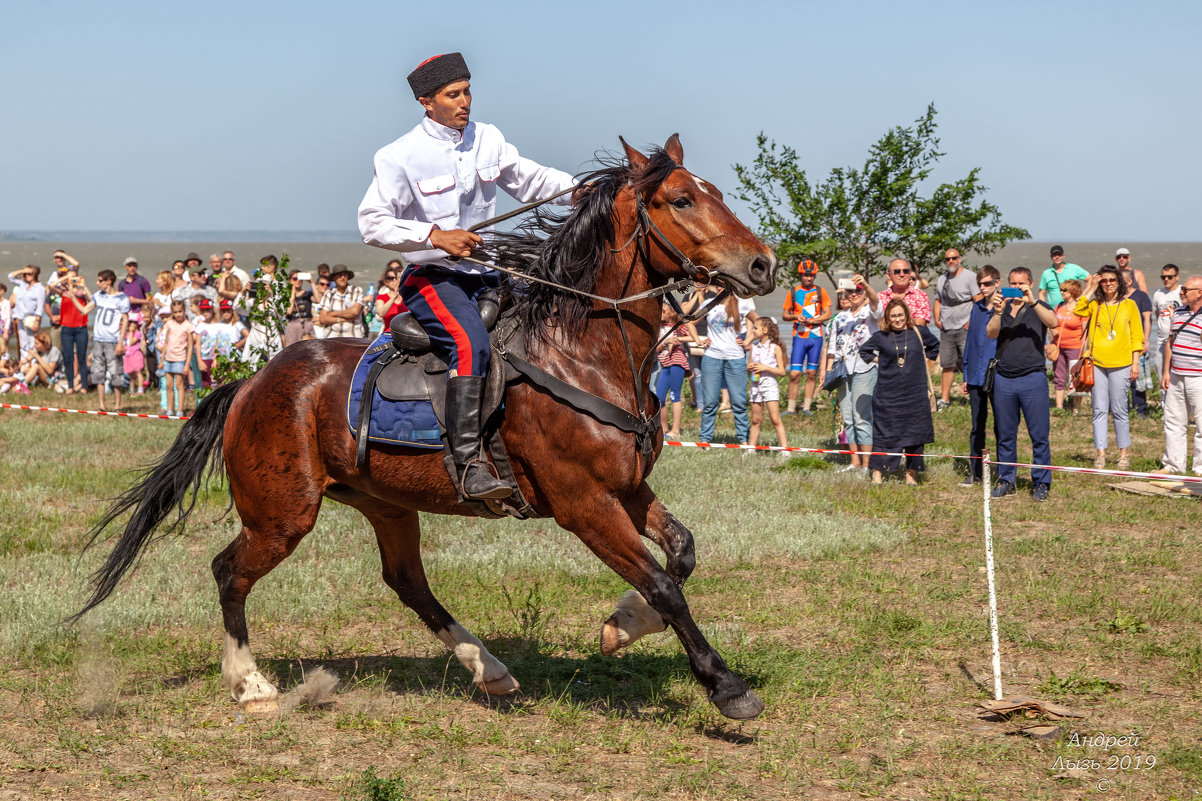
[859,297,940,485]
[688,290,759,445]
[1075,265,1143,469]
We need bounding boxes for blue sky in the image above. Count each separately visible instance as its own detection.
[3,0,1199,240]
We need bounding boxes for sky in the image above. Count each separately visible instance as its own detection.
[3,0,1200,241]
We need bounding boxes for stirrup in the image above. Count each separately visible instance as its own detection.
[460,460,514,501]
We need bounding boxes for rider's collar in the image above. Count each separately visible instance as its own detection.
[421,115,469,143]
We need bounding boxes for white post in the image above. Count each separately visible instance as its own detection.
[982,449,1004,700]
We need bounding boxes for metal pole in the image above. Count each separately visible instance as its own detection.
[982,449,1004,700]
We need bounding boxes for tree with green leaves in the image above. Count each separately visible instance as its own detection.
[204,255,291,394]
[732,104,1029,283]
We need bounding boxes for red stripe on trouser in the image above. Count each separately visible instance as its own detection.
[407,275,475,375]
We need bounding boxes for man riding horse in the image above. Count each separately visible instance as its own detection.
[358,52,575,501]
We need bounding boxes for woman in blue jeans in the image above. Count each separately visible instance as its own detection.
[689,292,758,444]
[826,275,880,473]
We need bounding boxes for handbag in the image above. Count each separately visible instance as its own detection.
[821,358,847,392]
[1070,312,1096,392]
[983,357,999,394]
[21,314,40,333]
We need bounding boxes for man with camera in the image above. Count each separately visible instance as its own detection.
[985,267,1059,501]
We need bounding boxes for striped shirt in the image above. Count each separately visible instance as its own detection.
[1167,305,1202,376]
[657,324,691,370]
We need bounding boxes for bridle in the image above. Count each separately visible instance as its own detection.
[456,167,736,460]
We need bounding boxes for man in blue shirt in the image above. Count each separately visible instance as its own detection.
[960,265,1000,486]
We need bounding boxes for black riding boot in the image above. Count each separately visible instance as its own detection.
[445,375,513,500]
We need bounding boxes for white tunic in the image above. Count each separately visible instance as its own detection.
[358,116,574,273]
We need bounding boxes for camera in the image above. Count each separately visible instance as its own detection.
[297,272,312,282]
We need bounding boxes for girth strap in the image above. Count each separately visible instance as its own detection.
[499,348,659,462]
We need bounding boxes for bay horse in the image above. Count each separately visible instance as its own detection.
[77,134,778,720]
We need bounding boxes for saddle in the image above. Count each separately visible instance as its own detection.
[351,290,538,520]
[352,289,662,519]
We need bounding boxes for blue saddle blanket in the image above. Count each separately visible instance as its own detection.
[347,333,443,450]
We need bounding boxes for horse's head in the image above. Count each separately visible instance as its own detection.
[621,134,777,298]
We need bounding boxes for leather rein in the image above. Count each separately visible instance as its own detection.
[457,171,734,461]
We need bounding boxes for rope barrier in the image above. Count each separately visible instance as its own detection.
[0,402,189,421]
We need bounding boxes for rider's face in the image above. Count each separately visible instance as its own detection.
[421,80,472,130]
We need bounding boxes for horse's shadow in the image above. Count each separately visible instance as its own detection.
[256,636,761,742]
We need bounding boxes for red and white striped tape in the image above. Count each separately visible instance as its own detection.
[0,402,189,421]
[662,440,1202,484]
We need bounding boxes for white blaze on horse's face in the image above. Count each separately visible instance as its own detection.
[690,174,711,196]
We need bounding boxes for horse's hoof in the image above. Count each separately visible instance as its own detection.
[478,673,520,696]
[242,699,279,714]
[713,689,764,721]
[599,617,624,656]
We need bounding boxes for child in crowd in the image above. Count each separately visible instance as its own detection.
[123,318,147,394]
[747,316,789,451]
[655,301,692,441]
[0,354,29,394]
[192,298,245,389]
[158,301,194,416]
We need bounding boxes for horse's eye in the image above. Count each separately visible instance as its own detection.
[671,197,692,210]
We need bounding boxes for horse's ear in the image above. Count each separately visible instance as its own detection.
[664,133,684,165]
[620,136,649,171]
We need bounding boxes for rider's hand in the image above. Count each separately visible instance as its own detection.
[429,228,483,259]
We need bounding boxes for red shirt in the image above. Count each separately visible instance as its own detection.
[60,292,89,328]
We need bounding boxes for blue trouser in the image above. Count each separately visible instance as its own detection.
[400,267,496,377]
[699,354,749,443]
[835,367,876,447]
[967,383,996,480]
[60,325,89,389]
[992,370,1051,486]
[656,364,685,404]
[1093,364,1131,450]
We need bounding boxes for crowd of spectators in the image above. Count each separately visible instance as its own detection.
[4,245,1200,492]
[650,245,1202,496]
[1,249,404,414]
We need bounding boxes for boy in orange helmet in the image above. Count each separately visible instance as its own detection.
[781,259,831,415]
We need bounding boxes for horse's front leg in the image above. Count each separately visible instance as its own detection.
[600,484,693,655]
[557,492,762,721]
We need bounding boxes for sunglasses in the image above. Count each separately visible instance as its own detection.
[385,274,399,280]
[846,287,865,294]
[944,256,960,262]
[890,269,911,275]
[316,281,329,286]
[1161,274,1176,280]
[978,280,997,287]
[1099,278,1118,285]
[1116,254,1130,259]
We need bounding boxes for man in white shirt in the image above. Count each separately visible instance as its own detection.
[358,52,575,500]
[81,270,130,413]
[1152,263,1183,374]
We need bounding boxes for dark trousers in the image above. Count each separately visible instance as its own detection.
[400,267,496,378]
[992,370,1051,486]
[60,325,89,389]
[967,383,996,480]
[1129,380,1148,416]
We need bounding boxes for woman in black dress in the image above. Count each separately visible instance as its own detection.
[859,298,940,485]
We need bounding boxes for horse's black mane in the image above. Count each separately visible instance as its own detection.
[489,147,680,343]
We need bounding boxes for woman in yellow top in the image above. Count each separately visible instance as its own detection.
[1075,265,1143,470]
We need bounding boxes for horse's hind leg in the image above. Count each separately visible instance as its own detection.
[211,493,323,711]
[362,505,518,695]
[601,484,692,655]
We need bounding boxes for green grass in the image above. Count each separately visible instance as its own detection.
[0,381,1199,799]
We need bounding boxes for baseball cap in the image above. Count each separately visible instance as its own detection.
[1049,245,1064,257]
[123,256,138,266]
[197,298,214,310]
[219,299,233,310]
[1115,247,1131,257]
[837,278,857,292]
[190,265,208,275]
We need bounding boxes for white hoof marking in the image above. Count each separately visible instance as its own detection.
[435,622,511,684]
[601,590,667,654]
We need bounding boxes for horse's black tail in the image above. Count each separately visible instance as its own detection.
[70,379,248,623]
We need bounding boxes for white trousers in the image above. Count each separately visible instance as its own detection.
[1162,372,1202,475]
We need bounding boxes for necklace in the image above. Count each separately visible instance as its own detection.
[891,330,908,367]
[1102,299,1120,341]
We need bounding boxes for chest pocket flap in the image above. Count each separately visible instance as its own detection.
[417,174,455,195]
[477,163,501,183]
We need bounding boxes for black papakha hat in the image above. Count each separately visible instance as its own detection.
[407,52,470,100]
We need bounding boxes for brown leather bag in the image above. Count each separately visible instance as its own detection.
[1070,312,1095,391]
